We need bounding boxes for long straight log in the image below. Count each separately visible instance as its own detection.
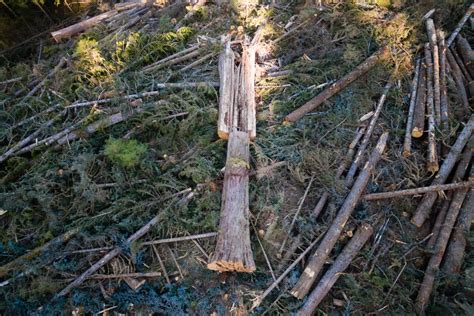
[412,60,427,138]
[313,192,329,219]
[438,30,449,132]
[143,49,202,73]
[336,125,366,178]
[411,114,474,227]
[217,40,235,140]
[446,49,470,112]
[424,43,439,173]
[297,223,374,315]
[446,4,474,47]
[363,181,473,201]
[239,41,257,140]
[345,81,392,187]
[415,186,469,313]
[284,47,388,122]
[457,35,474,77]
[426,19,441,125]
[142,45,199,72]
[451,46,473,82]
[291,132,388,299]
[207,130,255,272]
[403,58,421,157]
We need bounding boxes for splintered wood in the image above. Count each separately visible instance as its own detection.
[209,37,259,273]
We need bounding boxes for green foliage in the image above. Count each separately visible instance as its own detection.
[104,138,148,168]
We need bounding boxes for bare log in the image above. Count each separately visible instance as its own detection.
[426,192,452,249]
[451,46,473,82]
[87,272,162,280]
[438,30,449,132]
[457,35,474,77]
[142,45,199,72]
[239,40,257,140]
[208,130,255,272]
[217,40,236,140]
[143,49,202,73]
[345,81,392,187]
[297,223,374,315]
[424,43,439,173]
[336,125,366,178]
[0,77,22,85]
[403,58,421,157]
[141,232,218,246]
[447,49,470,112]
[284,47,389,122]
[446,4,474,47]
[412,60,427,138]
[180,52,215,72]
[363,181,473,201]
[426,19,441,125]
[313,192,329,219]
[411,114,474,227]
[415,186,469,313]
[291,132,388,299]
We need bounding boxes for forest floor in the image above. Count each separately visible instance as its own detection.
[0,1,473,315]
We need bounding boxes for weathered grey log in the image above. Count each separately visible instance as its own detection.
[285,47,389,122]
[291,132,388,299]
[239,40,257,140]
[438,30,449,132]
[426,19,441,125]
[217,40,236,140]
[313,192,329,219]
[412,60,427,138]
[411,115,474,227]
[297,223,374,315]
[446,4,474,47]
[403,58,421,157]
[208,130,255,272]
[424,43,439,173]
[451,46,473,82]
[426,192,451,249]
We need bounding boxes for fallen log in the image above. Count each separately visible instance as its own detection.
[207,130,255,272]
[426,192,452,249]
[141,45,199,72]
[297,223,374,315]
[411,114,474,227]
[426,19,441,125]
[438,30,449,132]
[403,58,421,157]
[313,192,329,219]
[217,40,236,140]
[239,39,257,140]
[180,52,215,72]
[143,49,202,73]
[446,49,470,112]
[336,125,366,178]
[415,186,470,313]
[446,4,474,47]
[451,46,472,82]
[345,81,392,187]
[363,181,473,201]
[0,77,22,86]
[291,132,388,299]
[456,35,474,77]
[284,47,389,122]
[412,59,427,138]
[424,43,439,173]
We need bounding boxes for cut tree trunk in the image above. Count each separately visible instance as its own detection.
[297,223,374,315]
[403,58,421,157]
[284,47,389,122]
[238,40,257,140]
[208,130,255,272]
[411,114,474,227]
[291,132,388,299]
[446,49,470,112]
[426,19,441,125]
[217,40,235,140]
[412,60,427,138]
[424,43,439,173]
[438,30,449,132]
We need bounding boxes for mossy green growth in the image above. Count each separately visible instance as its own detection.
[104,138,148,168]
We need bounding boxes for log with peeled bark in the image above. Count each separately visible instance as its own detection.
[426,19,441,125]
[438,30,449,132]
[284,47,389,122]
[291,132,388,299]
[446,49,470,112]
[238,40,257,140]
[411,114,474,227]
[297,223,374,316]
[403,58,421,157]
[415,186,470,314]
[412,60,427,138]
[217,40,235,140]
[456,35,474,77]
[345,81,392,187]
[207,130,255,272]
[50,2,140,41]
[446,4,474,47]
[424,43,439,173]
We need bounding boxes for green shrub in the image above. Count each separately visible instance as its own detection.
[104,138,147,168]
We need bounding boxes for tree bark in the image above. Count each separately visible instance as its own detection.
[284,47,388,122]
[438,30,449,132]
[412,60,427,138]
[411,114,474,227]
[208,130,255,272]
[297,223,374,315]
[291,132,388,299]
[217,40,235,140]
[403,58,421,157]
[238,40,257,140]
[426,19,441,125]
[424,43,439,173]
[451,46,472,82]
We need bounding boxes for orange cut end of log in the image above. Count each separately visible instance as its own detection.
[207,261,255,273]
[411,128,424,138]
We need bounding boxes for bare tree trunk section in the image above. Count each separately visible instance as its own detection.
[313,192,329,219]
[438,30,449,132]
[411,115,474,227]
[208,130,255,272]
[291,132,388,299]
[217,40,236,140]
[412,61,427,138]
[426,19,441,125]
[284,47,388,122]
[239,41,257,140]
[424,43,439,173]
[297,223,374,315]
[403,58,421,157]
